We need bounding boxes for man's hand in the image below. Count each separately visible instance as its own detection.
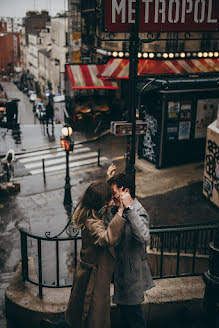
[117,189,124,217]
[121,191,133,208]
[106,164,116,181]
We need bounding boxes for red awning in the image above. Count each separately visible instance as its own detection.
[66,64,118,89]
[100,58,219,79]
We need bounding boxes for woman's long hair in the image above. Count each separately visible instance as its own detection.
[73,182,113,228]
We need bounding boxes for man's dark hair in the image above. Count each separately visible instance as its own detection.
[107,173,135,198]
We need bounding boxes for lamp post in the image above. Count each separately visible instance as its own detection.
[61,124,74,207]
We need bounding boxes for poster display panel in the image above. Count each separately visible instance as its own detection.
[178,121,191,140]
[168,101,180,119]
[167,122,178,141]
[180,100,192,120]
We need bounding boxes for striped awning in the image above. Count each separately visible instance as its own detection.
[100,58,219,79]
[66,64,118,89]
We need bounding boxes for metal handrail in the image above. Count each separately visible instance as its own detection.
[150,221,218,233]
[149,222,218,280]
[19,225,81,299]
[19,221,219,298]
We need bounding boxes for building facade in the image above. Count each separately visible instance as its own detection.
[0,17,22,33]
[0,32,21,74]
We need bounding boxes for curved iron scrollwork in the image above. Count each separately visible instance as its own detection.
[45,202,80,239]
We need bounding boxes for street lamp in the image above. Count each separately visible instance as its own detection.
[61,124,74,207]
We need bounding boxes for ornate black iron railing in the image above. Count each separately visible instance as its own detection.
[150,222,219,279]
[19,218,81,299]
[19,221,218,299]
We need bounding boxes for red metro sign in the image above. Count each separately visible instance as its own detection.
[104,0,219,32]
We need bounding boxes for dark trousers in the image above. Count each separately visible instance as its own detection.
[118,304,147,328]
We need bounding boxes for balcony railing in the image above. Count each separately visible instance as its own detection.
[19,221,219,299]
[149,222,218,279]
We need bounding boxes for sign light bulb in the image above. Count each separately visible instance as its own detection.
[138,52,142,58]
[118,51,124,57]
[180,52,185,58]
[198,52,203,57]
[163,53,168,58]
[149,53,154,58]
[112,51,118,57]
[214,52,219,57]
[143,52,148,58]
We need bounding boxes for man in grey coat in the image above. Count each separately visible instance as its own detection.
[106,165,154,328]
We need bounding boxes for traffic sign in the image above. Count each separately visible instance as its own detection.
[104,0,219,32]
[110,120,147,136]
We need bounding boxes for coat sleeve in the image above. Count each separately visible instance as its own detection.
[86,213,125,247]
[125,208,150,244]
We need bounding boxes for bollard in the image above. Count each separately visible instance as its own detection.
[42,159,46,184]
[97,148,101,167]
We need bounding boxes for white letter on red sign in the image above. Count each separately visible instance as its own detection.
[112,0,126,23]
[194,0,205,23]
[181,0,193,23]
[207,0,217,23]
[128,0,136,23]
[155,0,166,23]
[142,0,153,23]
[168,0,180,23]
[154,0,166,23]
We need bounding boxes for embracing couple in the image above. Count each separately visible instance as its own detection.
[45,165,154,328]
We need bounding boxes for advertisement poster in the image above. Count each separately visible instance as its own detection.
[168,101,180,119]
[72,32,81,63]
[167,122,178,141]
[195,99,219,139]
[178,121,191,140]
[180,100,192,120]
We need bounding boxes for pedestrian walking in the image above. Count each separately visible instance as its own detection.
[41,182,125,328]
[45,101,54,135]
[106,165,155,328]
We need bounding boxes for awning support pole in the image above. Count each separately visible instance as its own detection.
[126,0,140,198]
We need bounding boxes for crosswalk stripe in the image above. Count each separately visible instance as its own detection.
[18,147,91,163]
[30,156,108,175]
[25,151,98,169]
[16,144,83,159]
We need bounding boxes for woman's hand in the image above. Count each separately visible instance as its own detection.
[106,164,116,181]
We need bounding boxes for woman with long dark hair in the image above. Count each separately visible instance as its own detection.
[64,181,125,328]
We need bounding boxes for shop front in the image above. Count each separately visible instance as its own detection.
[65,63,119,134]
[98,56,219,168]
[137,77,219,168]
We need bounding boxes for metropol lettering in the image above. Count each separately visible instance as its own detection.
[111,0,218,25]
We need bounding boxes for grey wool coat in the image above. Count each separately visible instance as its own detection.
[107,198,154,305]
[65,213,125,328]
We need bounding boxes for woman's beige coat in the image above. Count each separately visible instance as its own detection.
[65,213,125,328]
